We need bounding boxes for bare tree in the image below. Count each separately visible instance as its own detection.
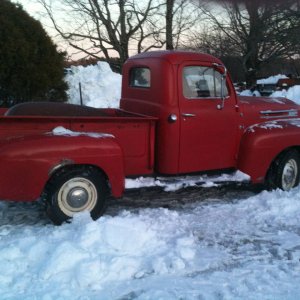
[189,0,300,85]
[38,0,165,68]
[166,0,199,50]
[38,0,198,67]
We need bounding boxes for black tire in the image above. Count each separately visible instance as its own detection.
[266,149,300,191]
[44,166,109,225]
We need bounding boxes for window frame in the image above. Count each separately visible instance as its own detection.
[182,65,229,100]
[129,67,151,89]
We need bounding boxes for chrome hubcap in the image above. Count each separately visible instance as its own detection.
[282,159,298,191]
[57,177,98,217]
[67,187,89,208]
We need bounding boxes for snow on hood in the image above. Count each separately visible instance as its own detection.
[247,120,284,133]
[52,126,114,138]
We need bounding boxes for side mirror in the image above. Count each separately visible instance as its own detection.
[212,63,227,110]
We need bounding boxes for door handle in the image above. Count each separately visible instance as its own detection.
[182,113,196,117]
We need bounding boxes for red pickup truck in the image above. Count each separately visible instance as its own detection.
[1,51,300,224]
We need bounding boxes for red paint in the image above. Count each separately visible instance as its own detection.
[1,50,300,202]
[0,108,8,115]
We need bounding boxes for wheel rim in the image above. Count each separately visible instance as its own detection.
[57,177,98,217]
[282,159,298,191]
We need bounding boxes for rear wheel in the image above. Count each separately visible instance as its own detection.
[266,149,300,191]
[44,167,108,225]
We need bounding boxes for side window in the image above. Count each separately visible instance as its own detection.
[130,68,151,88]
[183,66,228,99]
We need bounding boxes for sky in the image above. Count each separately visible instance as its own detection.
[15,0,42,18]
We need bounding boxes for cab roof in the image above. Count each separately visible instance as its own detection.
[128,50,223,65]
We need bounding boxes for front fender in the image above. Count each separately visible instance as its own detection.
[237,119,300,183]
[0,132,125,201]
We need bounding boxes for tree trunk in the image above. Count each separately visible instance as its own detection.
[166,0,175,50]
[244,1,261,87]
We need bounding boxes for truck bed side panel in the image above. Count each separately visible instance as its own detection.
[0,112,156,176]
[70,118,156,175]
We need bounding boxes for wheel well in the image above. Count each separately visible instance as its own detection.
[265,146,300,186]
[269,147,300,169]
[43,164,109,197]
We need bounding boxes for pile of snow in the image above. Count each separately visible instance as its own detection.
[240,89,261,97]
[238,74,300,104]
[65,62,122,108]
[257,74,288,85]
[1,186,300,298]
[239,89,253,96]
[270,85,300,105]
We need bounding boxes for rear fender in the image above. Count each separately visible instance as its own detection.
[0,132,125,201]
[237,119,300,183]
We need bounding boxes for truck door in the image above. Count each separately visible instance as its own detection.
[178,62,239,173]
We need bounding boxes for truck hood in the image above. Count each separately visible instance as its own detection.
[238,96,300,128]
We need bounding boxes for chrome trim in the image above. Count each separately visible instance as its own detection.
[185,96,230,100]
[182,113,196,117]
[260,109,298,119]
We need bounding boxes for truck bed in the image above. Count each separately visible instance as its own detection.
[0,102,157,175]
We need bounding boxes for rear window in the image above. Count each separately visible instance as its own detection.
[130,68,151,88]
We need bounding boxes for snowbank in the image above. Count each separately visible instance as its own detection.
[270,85,300,105]
[1,186,300,299]
[238,73,300,104]
[65,62,122,108]
[257,74,288,84]
[240,89,261,97]
[239,89,253,96]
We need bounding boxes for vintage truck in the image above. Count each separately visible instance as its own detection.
[1,50,300,224]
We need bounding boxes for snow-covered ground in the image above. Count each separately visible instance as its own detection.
[2,64,300,299]
[1,184,300,299]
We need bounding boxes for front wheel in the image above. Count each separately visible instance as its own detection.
[44,167,109,225]
[266,149,300,191]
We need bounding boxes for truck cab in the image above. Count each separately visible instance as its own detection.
[121,51,300,187]
[121,51,241,174]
